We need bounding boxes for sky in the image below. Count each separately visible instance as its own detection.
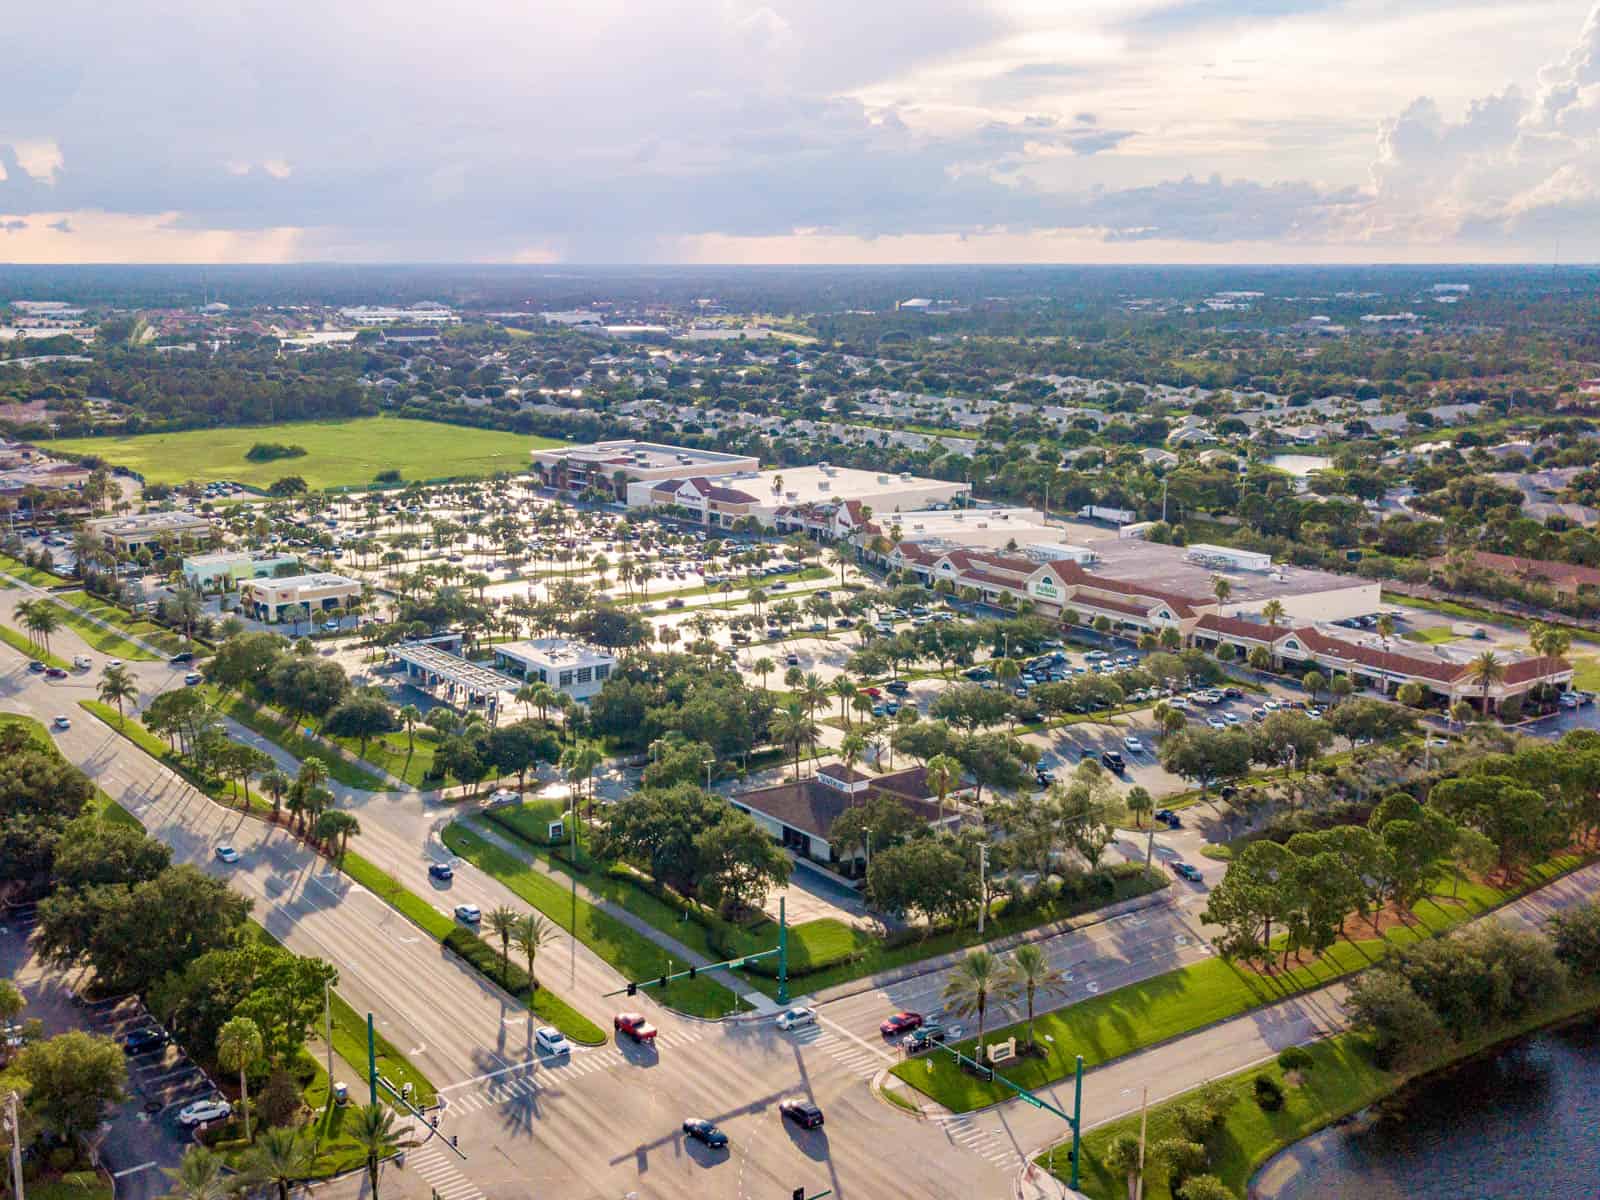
[4,0,1600,264]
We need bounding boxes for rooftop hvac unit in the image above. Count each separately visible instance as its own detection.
[877,474,890,484]
[818,481,830,492]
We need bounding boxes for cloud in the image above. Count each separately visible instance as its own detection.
[1352,2,1600,246]
[0,0,1595,260]
[47,217,73,233]
[0,219,26,234]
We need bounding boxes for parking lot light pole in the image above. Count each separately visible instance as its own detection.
[778,896,788,1006]
[367,1014,378,1106]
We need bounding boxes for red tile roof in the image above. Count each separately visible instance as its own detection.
[1462,552,1600,594]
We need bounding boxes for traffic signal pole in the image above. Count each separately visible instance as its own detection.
[777,895,789,1005]
[937,1045,1084,1189]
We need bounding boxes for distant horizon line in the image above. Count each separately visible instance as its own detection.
[1,260,1598,271]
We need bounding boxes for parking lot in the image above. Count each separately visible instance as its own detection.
[0,912,225,1200]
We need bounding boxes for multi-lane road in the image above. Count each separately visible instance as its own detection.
[10,591,1600,1200]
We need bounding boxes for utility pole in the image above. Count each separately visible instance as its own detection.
[977,843,987,935]
[1144,824,1155,870]
[1161,477,1169,525]
[5,1091,23,1200]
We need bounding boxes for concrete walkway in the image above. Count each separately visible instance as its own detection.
[458,815,768,1010]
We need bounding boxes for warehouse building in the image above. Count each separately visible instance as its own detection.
[84,511,215,555]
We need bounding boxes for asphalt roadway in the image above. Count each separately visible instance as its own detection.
[9,592,1599,1200]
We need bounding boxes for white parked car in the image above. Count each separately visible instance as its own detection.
[177,1097,231,1126]
[775,1006,818,1032]
[1122,736,1144,753]
[454,904,481,924]
[1206,717,1227,729]
[72,655,92,670]
[215,845,240,864]
[487,788,520,806]
[51,715,71,732]
[534,1026,570,1055]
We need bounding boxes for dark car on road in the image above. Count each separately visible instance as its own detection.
[904,1023,961,1053]
[123,1027,168,1056]
[780,1099,825,1129]
[1154,809,1182,829]
[170,652,195,664]
[885,680,911,695]
[428,863,454,881]
[682,1118,729,1148]
[1100,750,1126,773]
[1170,861,1204,883]
[879,1011,923,1037]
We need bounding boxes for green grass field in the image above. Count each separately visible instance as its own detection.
[893,854,1584,1110]
[0,622,70,669]
[440,824,746,1019]
[43,417,566,490]
[57,591,190,656]
[0,553,69,587]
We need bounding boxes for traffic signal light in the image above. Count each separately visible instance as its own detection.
[626,982,637,996]
[977,1065,994,1082]
[793,1188,805,1200]
[687,965,697,980]
[657,975,669,989]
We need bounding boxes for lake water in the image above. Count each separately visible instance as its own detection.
[1260,1015,1600,1200]
[1266,454,1332,477]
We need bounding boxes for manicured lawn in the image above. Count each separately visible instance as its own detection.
[619,566,830,608]
[0,553,69,587]
[56,590,191,656]
[1571,656,1600,691]
[43,417,566,490]
[42,597,161,661]
[0,622,70,669]
[205,687,390,790]
[339,850,605,1043]
[893,854,1584,1111]
[1401,626,1461,644]
[326,989,437,1106]
[478,807,1165,998]
[441,824,746,1018]
[332,728,439,786]
[1056,981,1600,1199]
[24,1174,114,1200]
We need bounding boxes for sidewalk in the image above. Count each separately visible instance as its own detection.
[458,815,765,1010]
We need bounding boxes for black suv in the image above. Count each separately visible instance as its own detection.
[1101,751,1126,773]
[170,651,195,664]
[903,1024,953,1053]
[780,1099,825,1129]
[123,1027,168,1056]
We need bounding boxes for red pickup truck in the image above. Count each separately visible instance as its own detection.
[614,1012,658,1043]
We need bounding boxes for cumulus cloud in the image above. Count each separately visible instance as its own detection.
[0,219,26,234]
[47,217,73,233]
[0,0,1597,259]
[1356,3,1600,246]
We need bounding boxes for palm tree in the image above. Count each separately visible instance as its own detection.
[260,769,291,825]
[560,740,603,817]
[800,672,829,721]
[1006,945,1064,1049]
[1260,598,1285,629]
[753,656,775,691]
[159,1147,231,1200]
[1211,575,1232,608]
[1376,613,1396,648]
[831,677,858,729]
[20,600,59,656]
[216,1016,263,1143]
[350,1103,412,1200]
[398,704,421,754]
[1467,650,1505,715]
[925,754,962,824]
[314,810,360,860]
[942,949,1015,1064]
[771,701,818,780]
[839,732,866,776]
[296,756,330,794]
[511,911,557,993]
[97,663,139,726]
[241,1127,316,1200]
[487,905,520,985]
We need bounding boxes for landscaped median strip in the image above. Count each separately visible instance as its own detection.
[440,823,747,1019]
[891,852,1587,1112]
[0,621,70,669]
[78,699,270,814]
[204,685,392,790]
[338,849,607,1044]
